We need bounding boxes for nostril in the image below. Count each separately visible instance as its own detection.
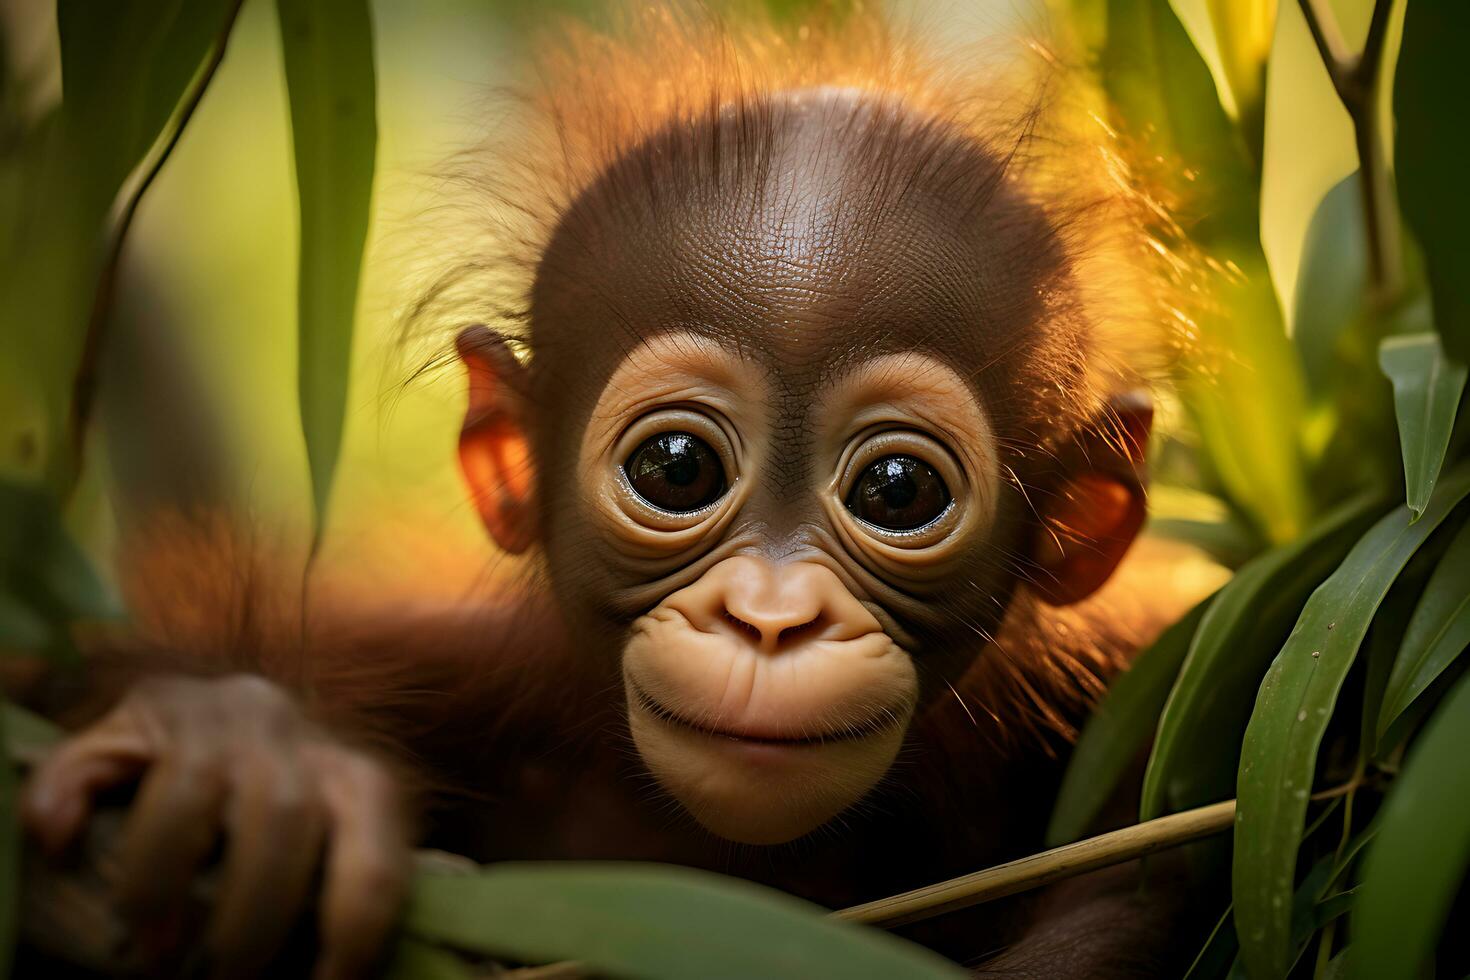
[723,611,763,644]
[776,615,826,649]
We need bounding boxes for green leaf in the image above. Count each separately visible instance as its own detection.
[275,0,378,537]
[0,479,121,657]
[1294,173,1369,400]
[1204,0,1277,160]
[1274,825,1374,974]
[0,593,49,652]
[1379,332,1468,519]
[0,1,239,484]
[1377,517,1470,743]
[1046,594,1214,845]
[1095,0,1309,544]
[1350,669,1470,979]
[1277,851,1337,973]
[1395,0,1470,363]
[1100,0,1257,229]
[1141,495,1385,819]
[382,938,472,980]
[1233,466,1470,978]
[1181,253,1311,544]
[405,865,965,980]
[55,0,241,218]
[1,701,63,758]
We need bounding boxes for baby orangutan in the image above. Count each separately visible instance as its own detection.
[22,7,1206,978]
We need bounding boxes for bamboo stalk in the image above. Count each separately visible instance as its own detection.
[833,800,1237,928]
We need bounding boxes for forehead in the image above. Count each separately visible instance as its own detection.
[529,89,1070,404]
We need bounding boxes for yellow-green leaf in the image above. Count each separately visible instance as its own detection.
[275,0,378,537]
[1233,466,1470,978]
[1379,332,1467,518]
[1205,0,1277,158]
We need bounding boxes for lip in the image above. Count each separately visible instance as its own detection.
[628,680,900,746]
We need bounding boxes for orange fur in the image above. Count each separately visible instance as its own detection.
[401,2,1190,437]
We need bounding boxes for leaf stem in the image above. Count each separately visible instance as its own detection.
[1296,0,1402,301]
[64,1,246,495]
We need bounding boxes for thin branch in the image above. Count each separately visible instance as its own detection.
[834,801,1236,928]
[1298,0,1354,89]
[1296,0,1402,300]
[1357,0,1396,92]
[65,0,246,493]
[835,782,1362,929]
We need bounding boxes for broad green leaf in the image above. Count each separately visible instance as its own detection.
[1379,333,1468,518]
[0,702,17,976]
[1395,0,1470,363]
[0,1,238,484]
[1377,517,1470,743]
[1350,669,1470,979]
[1141,495,1384,819]
[1259,850,1337,977]
[1270,825,1375,975]
[1357,509,1461,754]
[275,0,378,537]
[1204,0,1277,159]
[55,0,241,219]
[1294,173,1368,400]
[1096,0,1309,544]
[1233,466,1470,978]
[383,938,472,980]
[1046,594,1214,845]
[406,865,965,980]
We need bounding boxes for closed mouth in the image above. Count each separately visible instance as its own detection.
[629,680,900,746]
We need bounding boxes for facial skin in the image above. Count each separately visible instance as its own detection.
[458,89,1148,844]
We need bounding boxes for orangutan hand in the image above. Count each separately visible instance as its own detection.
[22,674,410,979]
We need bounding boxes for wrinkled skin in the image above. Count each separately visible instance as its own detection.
[22,89,1176,977]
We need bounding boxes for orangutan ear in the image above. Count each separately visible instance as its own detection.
[456,325,538,554]
[1029,392,1152,606]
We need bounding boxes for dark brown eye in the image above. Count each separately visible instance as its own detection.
[624,431,727,513]
[846,455,951,532]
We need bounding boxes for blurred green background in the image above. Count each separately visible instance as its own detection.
[0,0,1382,581]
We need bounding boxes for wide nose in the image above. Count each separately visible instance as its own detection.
[668,556,879,654]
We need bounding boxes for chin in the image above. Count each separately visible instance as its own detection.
[627,695,909,845]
